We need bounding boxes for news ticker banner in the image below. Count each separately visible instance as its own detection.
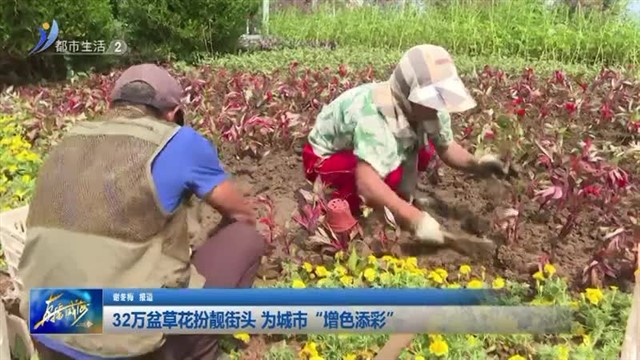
[29,288,573,335]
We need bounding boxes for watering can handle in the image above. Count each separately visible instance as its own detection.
[373,334,416,360]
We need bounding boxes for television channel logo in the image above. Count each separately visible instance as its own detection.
[28,20,59,56]
[29,288,103,334]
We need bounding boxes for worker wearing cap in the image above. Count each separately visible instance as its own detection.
[18,64,263,359]
[303,44,510,244]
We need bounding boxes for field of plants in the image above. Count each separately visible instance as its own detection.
[268,0,640,65]
[2,1,640,359]
[1,50,638,359]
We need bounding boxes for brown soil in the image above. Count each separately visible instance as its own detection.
[187,147,607,359]
[186,143,307,250]
[186,146,601,287]
[0,272,14,296]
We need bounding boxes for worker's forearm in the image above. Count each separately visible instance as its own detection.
[220,197,254,221]
[206,180,256,224]
[437,141,478,172]
[355,162,422,228]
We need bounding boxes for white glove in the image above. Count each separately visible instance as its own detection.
[474,154,508,178]
[412,211,445,245]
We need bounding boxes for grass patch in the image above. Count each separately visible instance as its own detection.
[200,46,638,78]
[268,0,640,66]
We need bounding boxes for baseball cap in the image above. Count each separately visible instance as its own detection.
[393,44,476,113]
[110,64,183,111]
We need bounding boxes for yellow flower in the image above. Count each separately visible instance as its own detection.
[382,255,396,264]
[584,288,604,305]
[428,337,449,356]
[233,332,250,343]
[556,344,570,360]
[363,267,377,282]
[334,265,347,277]
[569,300,579,309]
[315,266,329,278]
[466,335,477,345]
[428,271,444,284]
[572,323,585,335]
[507,355,526,360]
[367,255,377,265]
[414,356,426,360]
[21,174,32,183]
[309,357,324,360]
[393,259,406,271]
[26,152,40,162]
[467,279,484,289]
[300,341,319,358]
[544,263,556,276]
[335,251,344,260]
[292,279,306,289]
[492,277,505,289]
[343,355,357,360]
[412,268,428,276]
[530,298,553,305]
[532,271,545,281]
[340,275,354,286]
[7,164,17,173]
[406,257,418,269]
[303,262,313,273]
[447,283,461,289]
[459,264,471,275]
[359,349,375,358]
[581,334,592,346]
[434,268,448,280]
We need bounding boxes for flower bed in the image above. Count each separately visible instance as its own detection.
[0,114,42,212]
[1,55,639,358]
[230,253,630,359]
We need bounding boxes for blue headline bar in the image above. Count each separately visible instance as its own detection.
[100,288,498,306]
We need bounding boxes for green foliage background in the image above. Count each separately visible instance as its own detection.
[0,0,259,82]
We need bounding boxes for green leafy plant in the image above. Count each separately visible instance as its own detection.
[118,0,260,61]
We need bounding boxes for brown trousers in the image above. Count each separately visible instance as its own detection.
[34,222,266,360]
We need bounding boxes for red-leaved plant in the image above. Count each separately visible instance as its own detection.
[292,180,363,255]
[533,137,631,258]
[583,227,638,287]
[5,60,640,285]
[256,195,281,245]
